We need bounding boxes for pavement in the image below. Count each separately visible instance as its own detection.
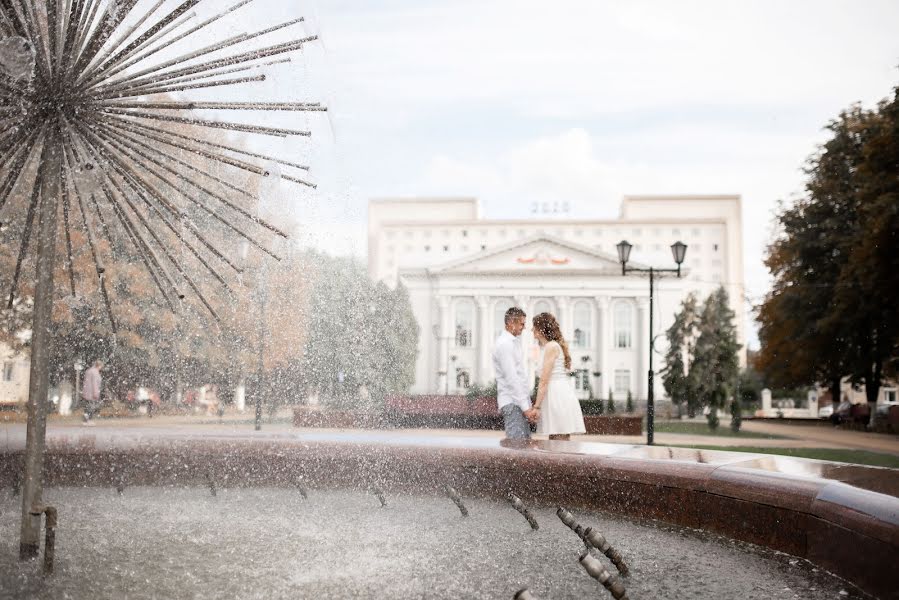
[4,409,897,456]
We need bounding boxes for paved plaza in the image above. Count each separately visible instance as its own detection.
[3,410,896,457]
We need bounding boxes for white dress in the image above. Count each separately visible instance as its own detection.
[537,341,586,436]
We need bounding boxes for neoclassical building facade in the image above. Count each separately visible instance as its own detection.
[368,196,745,400]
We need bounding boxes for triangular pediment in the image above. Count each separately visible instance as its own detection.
[429,235,633,275]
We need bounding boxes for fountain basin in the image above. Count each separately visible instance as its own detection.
[1,426,897,598]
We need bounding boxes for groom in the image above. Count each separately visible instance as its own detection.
[492,307,535,439]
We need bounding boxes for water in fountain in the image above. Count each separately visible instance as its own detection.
[0,486,866,599]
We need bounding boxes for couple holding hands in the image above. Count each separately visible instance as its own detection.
[492,307,586,441]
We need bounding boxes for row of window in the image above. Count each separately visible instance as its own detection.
[452,299,634,349]
[454,366,633,395]
[386,227,719,240]
[2,361,15,382]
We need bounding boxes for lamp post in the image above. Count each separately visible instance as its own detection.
[616,240,687,445]
[448,355,458,395]
[73,360,84,409]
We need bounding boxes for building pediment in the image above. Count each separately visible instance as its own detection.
[428,235,635,275]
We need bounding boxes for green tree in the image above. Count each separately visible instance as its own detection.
[626,389,634,413]
[661,293,700,417]
[300,252,419,409]
[606,390,616,414]
[758,87,899,424]
[692,287,741,430]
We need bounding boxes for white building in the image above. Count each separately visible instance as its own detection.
[0,341,30,407]
[369,195,746,400]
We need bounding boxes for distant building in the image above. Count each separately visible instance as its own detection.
[0,341,30,407]
[368,195,746,398]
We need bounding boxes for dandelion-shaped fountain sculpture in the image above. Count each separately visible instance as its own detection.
[0,0,325,559]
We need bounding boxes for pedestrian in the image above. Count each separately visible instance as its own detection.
[528,312,586,440]
[492,307,533,440]
[81,359,103,425]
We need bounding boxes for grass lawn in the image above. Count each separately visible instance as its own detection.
[653,420,790,439]
[670,444,899,468]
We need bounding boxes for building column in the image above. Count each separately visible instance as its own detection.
[475,295,491,385]
[637,297,650,401]
[437,296,451,394]
[595,295,610,398]
[556,296,572,343]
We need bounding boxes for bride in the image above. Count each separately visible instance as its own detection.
[526,312,586,440]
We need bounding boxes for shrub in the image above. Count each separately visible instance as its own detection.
[626,390,634,413]
[607,391,616,414]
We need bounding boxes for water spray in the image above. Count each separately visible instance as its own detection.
[444,485,469,517]
[297,485,308,500]
[508,493,539,530]
[372,487,387,507]
[206,473,217,497]
[579,549,629,600]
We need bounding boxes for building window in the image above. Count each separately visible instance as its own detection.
[614,370,630,395]
[693,243,702,251]
[2,361,13,382]
[480,244,487,251]
[691,228,700,236]
[424,230,432,238]
[456,368,471,390]
[672,228,681,236]
[713,243,719,251]
[632,228,642,236]
[574,229,583,237]
[493,298,515,339]
[884,389,897,404]
[462,230,468,237]
[572,301,592,348]
[455,300,475,347]
[424,245,431,252]
[614,302,633,349]
[574,369,590,392]
[594,230,602,236]
[461,245,469,252]
[532,299,553,316]
[404,231,414,239]
[443,245,449,252]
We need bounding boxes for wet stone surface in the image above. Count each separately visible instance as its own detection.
[0,487,866,599]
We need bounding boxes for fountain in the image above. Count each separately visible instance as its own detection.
[0,1,897,598]
[0,426,896,598]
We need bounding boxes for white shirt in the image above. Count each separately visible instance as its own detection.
[492,330,532,411]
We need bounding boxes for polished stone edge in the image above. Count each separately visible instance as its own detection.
[1,436,897,599]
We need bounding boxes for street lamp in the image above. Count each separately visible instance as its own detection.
[74,359,84,409]
[448,355,458,395]
[616,240,688,445]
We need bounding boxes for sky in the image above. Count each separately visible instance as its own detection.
[105,0,899,346]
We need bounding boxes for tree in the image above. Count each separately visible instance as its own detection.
[606,390,616,414]
[730,399,743,433]
[758,86,899,425]
[692,287,741,430]
[299,252,419,410]
[661,293,700,417]
[625,390,634,414]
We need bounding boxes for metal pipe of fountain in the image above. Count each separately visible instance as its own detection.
[556,507,580,536]
[508,493,539,530]
[297,485,308,500]
[514,588,539,599]
[584,527,629,576]
[444,485,469,517]
[28,505,57,575]
[206,473,217,497]
[579,549,628,600]
[372,487,387,507]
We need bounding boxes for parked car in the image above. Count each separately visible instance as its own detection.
[828,401,852,426]
[817,404,834,419]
